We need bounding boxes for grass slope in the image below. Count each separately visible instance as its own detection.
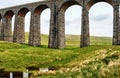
[0,34,119,78]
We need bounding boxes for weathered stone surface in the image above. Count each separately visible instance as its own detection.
[49,1,59,48]
[113,0,120,45]
[80,0,90,47]
[0,0,119,49]
[2,17,12,42]
[13,15,25,43]
[29,12,40,46]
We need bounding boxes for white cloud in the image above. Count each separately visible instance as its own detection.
[89,2,113,37]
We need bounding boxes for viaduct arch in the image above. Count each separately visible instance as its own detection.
[0,0,120,49]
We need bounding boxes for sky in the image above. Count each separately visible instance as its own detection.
[0,0,113,37]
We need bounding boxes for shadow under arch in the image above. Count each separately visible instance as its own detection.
[59,0,82,48]
[34,4,49,15]
[29,5,50,46]
[89,2,113,45]
[17,8,30,17]
[4,10,14,19]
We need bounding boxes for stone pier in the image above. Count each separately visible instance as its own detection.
[0,0,119,49]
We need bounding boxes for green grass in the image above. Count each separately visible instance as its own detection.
[0,34,119,78]
[66,35,112,46]
[90,36,112,45]
[0,41,76,71]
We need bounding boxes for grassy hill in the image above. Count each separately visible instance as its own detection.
[66,35,112,46]
[0,34,119,78]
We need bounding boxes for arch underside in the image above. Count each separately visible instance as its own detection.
[4,10,14,19]
[34,5,49,15]
[18,8,29,17]
[60,0,81,13]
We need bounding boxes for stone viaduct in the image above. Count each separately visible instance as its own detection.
[0,0,120,49]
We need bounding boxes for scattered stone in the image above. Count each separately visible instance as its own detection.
[26,65,39,71]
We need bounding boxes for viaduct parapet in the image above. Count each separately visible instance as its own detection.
[0,0,120,49]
